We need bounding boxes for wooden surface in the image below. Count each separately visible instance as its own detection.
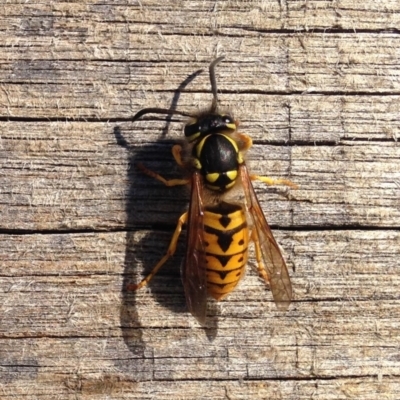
[1,1,400,399]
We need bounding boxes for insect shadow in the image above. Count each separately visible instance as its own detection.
[115,67,218,361]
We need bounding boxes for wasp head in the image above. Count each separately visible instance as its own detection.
[184,113,236,142]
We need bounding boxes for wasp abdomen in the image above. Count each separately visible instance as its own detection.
[202,202,249,300]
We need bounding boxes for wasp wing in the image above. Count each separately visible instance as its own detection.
[239,163,292,310]
[181,171,208,324]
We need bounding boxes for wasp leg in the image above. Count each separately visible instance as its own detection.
[250,174,298,189]
[236,133,297,189]
[136,145,189,186]
[127,212,188,291]
[250,229,270,284]
[236,133,253,151]
[171,144,184,166]
[137,162,189,186]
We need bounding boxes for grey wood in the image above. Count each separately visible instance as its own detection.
[1,1,399,399]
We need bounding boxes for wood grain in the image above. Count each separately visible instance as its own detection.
[1,1,399,399]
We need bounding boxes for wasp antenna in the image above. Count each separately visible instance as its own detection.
[132,108,193,123]
[209,56,225,113]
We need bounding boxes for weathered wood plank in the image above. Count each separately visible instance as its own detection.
[1,1,399,39]
[1,230,399,333]
[1,118,399,230]
[1,34,399,120]
[0,230,399,398]
[1,94,398,140]
[1,0,400,399]
[0,374,398,400]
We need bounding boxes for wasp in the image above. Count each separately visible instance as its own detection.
[129,57,297,324]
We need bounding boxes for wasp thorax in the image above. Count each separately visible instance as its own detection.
[184,114,236,142]
[192,131,242,192]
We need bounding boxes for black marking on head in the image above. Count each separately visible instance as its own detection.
[199,114,235,135]
[184,123,200,139]
[185,114,235,140]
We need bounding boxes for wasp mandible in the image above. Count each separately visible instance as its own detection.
[129,57,297,324]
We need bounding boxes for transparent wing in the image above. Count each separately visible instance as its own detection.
[239,163,292,310]
[181,171,208,324]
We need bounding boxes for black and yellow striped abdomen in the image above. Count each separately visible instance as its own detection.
[202,202,249,300]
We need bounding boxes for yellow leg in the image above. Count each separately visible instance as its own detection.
[250,174,298,189]
[171,144,184,166]
[127,212,188,291]
[236,133,253,151]
[251,229,270,284]
[137,162,189,186]
[136,145,189,186]
[236,134,298,189]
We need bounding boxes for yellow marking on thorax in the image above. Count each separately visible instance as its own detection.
[223,134,239,152]
[226,170,237,180]
[196,133,239,160]
[224,181,236,189]
[187,131,200,142]
[195,135,208,158]
[206,173,219,183]
[192,158,202,170]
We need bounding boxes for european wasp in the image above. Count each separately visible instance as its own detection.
[130,57,296,324]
